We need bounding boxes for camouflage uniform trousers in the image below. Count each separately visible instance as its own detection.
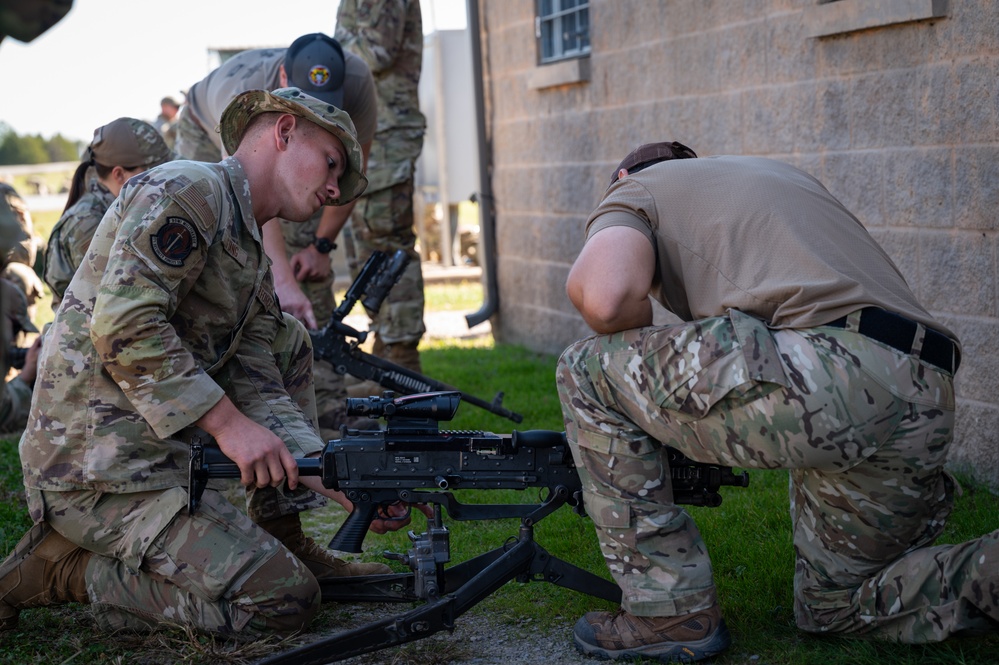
[26,487,319,636]
[346,177,426,354]
[278,215,351,440]
[556,309,998,643]
[221,313,329,523]
[22,315,326,635]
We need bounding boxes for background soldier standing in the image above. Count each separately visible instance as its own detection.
[336,0,428,373]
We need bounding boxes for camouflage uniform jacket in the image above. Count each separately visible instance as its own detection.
[19,158,323,493]
[43,178,116,303]
[336,0,426,192]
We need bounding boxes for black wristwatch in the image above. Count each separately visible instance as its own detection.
[312,236,336,254]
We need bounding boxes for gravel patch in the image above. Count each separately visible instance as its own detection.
[284,604,597,665]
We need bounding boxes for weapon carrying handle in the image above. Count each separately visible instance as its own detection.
[510,430,567,450]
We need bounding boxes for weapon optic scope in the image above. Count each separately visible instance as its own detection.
[346,390,462,422]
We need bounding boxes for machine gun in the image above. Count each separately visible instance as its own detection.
[311,249,523,423]
[188,391,750,665]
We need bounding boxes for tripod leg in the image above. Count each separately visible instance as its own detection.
[257,537,538,665]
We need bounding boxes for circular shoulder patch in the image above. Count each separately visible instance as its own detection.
[309,65,331,87]
[150,217,199,267]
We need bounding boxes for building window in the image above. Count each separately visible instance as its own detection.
[536,0,590,64]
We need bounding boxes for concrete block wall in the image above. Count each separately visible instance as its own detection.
[477,0,999,488]
[478,0,999,488]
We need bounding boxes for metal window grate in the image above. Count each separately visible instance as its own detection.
[537,0,590,64]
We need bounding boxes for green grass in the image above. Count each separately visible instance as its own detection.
[30,208,62,240]
[2,338,998,664]
[422,279,483,312]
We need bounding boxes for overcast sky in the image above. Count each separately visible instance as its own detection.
[0,0,467,144]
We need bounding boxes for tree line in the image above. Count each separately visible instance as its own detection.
[0,122,82,165]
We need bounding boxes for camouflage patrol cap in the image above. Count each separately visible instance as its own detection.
[88,118,174,170]
[219,87,367,206]
[610,141,698,187]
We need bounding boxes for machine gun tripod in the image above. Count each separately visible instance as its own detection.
[188,391,749,664]
[260,494,619,665]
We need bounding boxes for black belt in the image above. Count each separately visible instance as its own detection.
[825,307,959,373]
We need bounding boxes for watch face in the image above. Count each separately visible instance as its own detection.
[314,237,334,254]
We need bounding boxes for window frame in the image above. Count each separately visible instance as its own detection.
[535,0,591,65]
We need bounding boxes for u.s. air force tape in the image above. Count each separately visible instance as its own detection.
[150,217,199,266]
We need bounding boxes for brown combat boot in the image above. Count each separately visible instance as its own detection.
[573,605,731,662]
[257,513,391,579]
[0,523,92,631]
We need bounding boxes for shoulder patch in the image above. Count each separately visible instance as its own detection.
[150,217,199,266]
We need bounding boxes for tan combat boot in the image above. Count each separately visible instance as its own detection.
[0,523,92,631]
[258,513,391,579]
[372,337,422,374]
[573,605,731,663]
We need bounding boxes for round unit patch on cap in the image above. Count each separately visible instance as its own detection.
[285,33,346,107]
[90,118,175,170]
[219,87,367,206]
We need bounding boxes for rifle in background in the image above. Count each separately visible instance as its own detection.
[310,249,523,423]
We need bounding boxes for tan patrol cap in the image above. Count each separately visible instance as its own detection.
[89,118,174,170]
[219,87,367,206]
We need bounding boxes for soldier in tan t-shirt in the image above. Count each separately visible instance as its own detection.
[557,142,993,662]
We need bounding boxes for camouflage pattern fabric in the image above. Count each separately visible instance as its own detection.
[1,260,43,323]
[0,182,36,268]
[27,485,320,635]
[0,182,44,321]
[154,113,178,150]
[0,278,33,434]
[16,157,329,634]
[43,178,116,305]
[557,309,998,642]
[174,108,223,162]
[335,0,426,141]
[276,213,352,440]
[346,176,426,348]
[0,184,35,435]
[0,0,73,44]
[19,158,324,495]
[336,0,427,354]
